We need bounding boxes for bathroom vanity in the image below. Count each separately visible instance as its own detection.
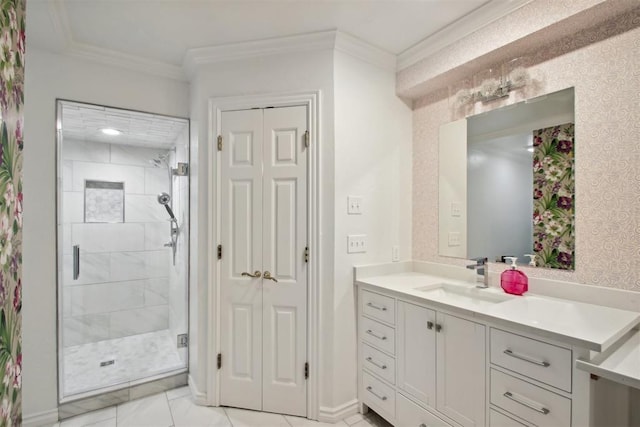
[355,264,640,427]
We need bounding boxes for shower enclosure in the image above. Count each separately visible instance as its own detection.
[56,100,189,403]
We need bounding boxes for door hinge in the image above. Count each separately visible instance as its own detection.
[304,246,309,263]
[217,353,222,370]
[217,244,222,260]
[217,135,223,151]
[177,333,188,348]
[304,362,309,379]
[304,130,309,148]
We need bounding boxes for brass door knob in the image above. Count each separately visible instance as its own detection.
[241,270,262,278]
[263,271,278,282]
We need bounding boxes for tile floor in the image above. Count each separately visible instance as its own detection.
[52,386,393,427]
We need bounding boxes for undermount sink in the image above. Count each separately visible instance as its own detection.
[414,282,511,308]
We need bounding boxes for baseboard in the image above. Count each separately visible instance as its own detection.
[23,408,59,427]
[188,374,208,405]
[318,398,359,423]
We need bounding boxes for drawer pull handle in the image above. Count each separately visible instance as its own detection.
[503,349,550,367]
[419,424,428,427]
[365,356,387,370]
[366,302,387,311]
[366,330,387,341]
[366,386,387,401]
[503,391,550,415]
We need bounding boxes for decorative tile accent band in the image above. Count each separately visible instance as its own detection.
[0,0,25,424]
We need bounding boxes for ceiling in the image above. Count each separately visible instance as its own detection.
[27,0,530,76]
[61,101,188,149]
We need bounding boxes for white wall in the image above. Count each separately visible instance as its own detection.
[332,50,412,408]
[23,47,188,419]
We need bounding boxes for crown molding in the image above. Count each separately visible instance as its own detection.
[48,0,186,81]
[334,31,396,71]
[397,0,533,71]
[183,30,337,77]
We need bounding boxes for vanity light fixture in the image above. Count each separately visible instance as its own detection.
[101,128,121,136]
[454,58,529,106]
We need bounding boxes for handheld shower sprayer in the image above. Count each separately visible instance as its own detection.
[157,192,177,222]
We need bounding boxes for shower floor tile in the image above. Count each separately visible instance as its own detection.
[63,329,186,397]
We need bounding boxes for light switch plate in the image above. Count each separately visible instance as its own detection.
[347,234,367,253]
[392,246,400,262]
[448,231,461,247]
[347,196,363,215]
[451,202,462,217]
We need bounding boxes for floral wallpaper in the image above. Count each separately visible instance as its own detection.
[0,0,24,425]
[532,123,575,270]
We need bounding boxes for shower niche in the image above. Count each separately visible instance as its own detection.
[56,100,190,403]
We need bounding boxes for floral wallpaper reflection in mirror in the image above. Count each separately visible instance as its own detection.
[532,123,575,270]
[0,0,25,425]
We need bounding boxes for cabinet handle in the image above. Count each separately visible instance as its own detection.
[503,391,550,415]
[366,386,387,401]
[419,424,427,427]
[241,270,262,278]
[366,302,387,311]
[503,349,550,367]
[366,330,387,341]
[435,324,442,333]
[365,356,387,370]
[427,321,434,330]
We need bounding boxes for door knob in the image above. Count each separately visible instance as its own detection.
[241,270,262,278]
[263,271,278,283]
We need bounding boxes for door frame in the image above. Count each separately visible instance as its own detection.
[208,91,321,419]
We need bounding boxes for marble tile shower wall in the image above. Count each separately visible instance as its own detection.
[61,139,174,347]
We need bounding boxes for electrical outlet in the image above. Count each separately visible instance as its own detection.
[451,202,462,217]
[347,234,367,253]
[448,231,461,247]
[392,246,400,262]
[347,196,363,215]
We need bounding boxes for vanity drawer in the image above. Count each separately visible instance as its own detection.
[491,328,572,392]
[362,371,395,420]
[489,409,527,426]
[362,343,395,385]
[491,369,571,427]
[362,290,395,325]
[396,393,450,427]
[361,316,395,355]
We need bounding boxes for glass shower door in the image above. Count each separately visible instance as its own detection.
[56,100,189,401]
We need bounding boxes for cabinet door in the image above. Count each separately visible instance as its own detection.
[436,313,486,427]
[397,301,436,407]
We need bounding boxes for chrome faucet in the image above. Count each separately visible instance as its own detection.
[466,257,489,288]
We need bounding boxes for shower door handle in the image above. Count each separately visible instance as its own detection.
[73,245,80,280]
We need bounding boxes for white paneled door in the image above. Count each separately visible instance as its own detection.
[219,106,308,417]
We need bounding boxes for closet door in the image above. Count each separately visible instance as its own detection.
[219,106,308,416]
[219,109,264,411]
[261,106,308,416]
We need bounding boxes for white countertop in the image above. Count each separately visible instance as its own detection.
[355,271,640,353]
[576,330,640,389]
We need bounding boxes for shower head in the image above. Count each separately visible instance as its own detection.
[149,152,171,168]
[157,192,171,205]
[157,192,177,221]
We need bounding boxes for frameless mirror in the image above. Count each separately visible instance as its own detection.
[438,87,575,270]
